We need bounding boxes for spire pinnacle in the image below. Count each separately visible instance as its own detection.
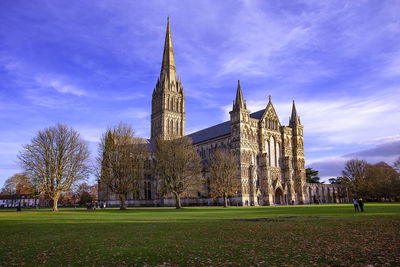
[160,17,177,84]
[290,100,301,126]
[233,80,246,110]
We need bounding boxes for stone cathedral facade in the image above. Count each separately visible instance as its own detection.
[99,19,350,206]
[188,87,307,206]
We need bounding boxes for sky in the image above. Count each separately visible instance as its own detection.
[0,0,399,187]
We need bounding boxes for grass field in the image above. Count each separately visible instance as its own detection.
[0,204,399,266]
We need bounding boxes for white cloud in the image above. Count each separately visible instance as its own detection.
[120,108,150,120]
[307,140,400,179]
[112,93,146,101]
[243,87,400,145]
[383,53,400,77]
[308,146,335,152]
[214,86,400,147]
[367,134,400,145]
[35,77,87,97]
[76,127,103,143]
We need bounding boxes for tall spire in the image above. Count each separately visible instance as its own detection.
[160,17,177,84]
[233,80,246,110]
[290,100,301,126]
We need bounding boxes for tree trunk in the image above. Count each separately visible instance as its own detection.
[119,194,127,210]
[52,195,60,212]
[174,193,182,209]
[223,193,228,208]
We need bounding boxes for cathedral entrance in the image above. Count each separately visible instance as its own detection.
[275,188,284,205]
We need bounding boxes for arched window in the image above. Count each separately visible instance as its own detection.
[269,136,275,167]
[176,120,179,134]
[167,96,170,110]
[275,142,279,167]
[166,119,170,134]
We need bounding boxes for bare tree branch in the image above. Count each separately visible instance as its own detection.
[97,123,148,210]
[154,135,201,209]
[18,124,90,211]
[208,149,240,207]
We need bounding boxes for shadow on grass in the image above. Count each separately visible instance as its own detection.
[0,213,399,266]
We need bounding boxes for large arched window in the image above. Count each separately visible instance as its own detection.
[275,142,280,167]
[269,136,275,167]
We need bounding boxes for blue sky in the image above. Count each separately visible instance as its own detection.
[0,0,399,186]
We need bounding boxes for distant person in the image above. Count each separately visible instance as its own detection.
[353,198,359,212]
[358,198,364,212]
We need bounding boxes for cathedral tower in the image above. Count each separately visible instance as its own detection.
[289,100,306,203]
[151,17,185,140]
[229,80,252,203]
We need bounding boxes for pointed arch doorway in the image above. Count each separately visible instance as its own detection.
[275,188,284,205]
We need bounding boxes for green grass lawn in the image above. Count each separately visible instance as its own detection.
[0,204,399,266]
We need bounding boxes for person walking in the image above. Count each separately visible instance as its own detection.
[358,197,364,212]
[353,198,359,212]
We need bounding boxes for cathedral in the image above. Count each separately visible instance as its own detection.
[99,18,350,206]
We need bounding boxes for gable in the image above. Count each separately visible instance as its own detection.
[261,101,281,125]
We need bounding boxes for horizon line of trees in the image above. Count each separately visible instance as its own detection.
[1,122,240,211]
[2,123,399,210]
[307,159,400,201]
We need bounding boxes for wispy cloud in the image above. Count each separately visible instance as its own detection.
[0,0,399,187]
[76,127,103,143]
[308,146,335,152]
[308,140,400,180]
[120,108,150,120]
[244,87,400,145]
[35,77,87,97]
[112,93,146,101]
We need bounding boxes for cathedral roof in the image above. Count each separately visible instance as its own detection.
[249,109,265,119]
[188,109,266,144]
[188,121,231,144]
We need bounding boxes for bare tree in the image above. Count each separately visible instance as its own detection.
[1,173,34,195]
[342,158,367,195]
[342,159,367,182]
[18,124,90,211]
[208,149,240,207]
[98,123,148,210]
[154,136,201,209]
